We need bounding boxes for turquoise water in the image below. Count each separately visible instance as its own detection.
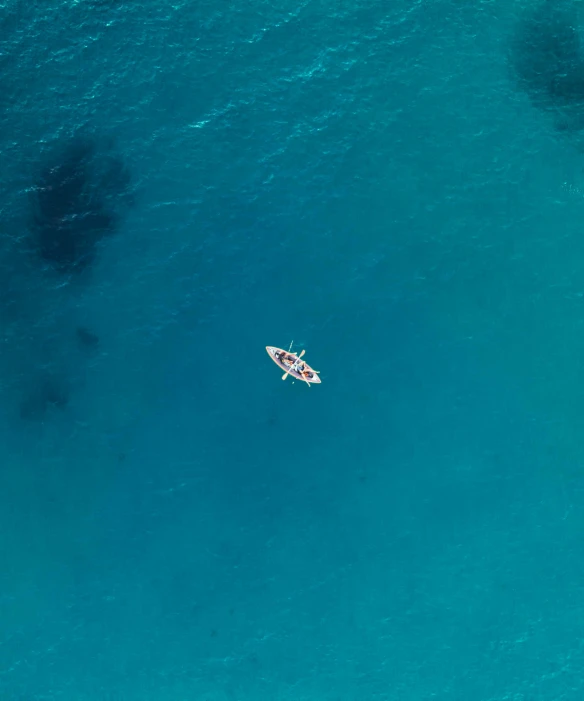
[3,0,584,698]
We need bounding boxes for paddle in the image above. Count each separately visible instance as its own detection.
[282,349,305,380]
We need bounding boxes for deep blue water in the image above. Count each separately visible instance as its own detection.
[3,0,584,698]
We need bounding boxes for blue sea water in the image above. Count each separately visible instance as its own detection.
[3,0,584,698]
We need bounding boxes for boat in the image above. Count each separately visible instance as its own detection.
[266,344,321,386]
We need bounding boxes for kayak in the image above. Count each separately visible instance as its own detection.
[266,345,321,385]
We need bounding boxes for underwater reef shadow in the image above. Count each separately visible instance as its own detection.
[9,134,133,423]
[14,322,102,424]
[28,135,134,275]
[510,0,584,135]
[19,375,70,422]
